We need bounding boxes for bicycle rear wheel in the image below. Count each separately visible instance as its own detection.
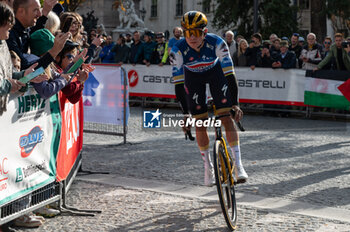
[213,140,237,231]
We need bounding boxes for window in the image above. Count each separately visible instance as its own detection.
[151,0,157,17]
[202,0,210,13]
[176,0,183,16]
[298,0,310,9]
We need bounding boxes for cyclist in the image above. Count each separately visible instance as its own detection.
[170,11,248,186]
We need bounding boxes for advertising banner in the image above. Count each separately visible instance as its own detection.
[83,65,129,125]
[0,88,57,206]
[56,92,84,182]
[123,65,306,105]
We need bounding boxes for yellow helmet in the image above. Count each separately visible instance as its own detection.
[181,11,207,30]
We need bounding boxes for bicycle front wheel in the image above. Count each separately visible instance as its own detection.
[213,139,237,231]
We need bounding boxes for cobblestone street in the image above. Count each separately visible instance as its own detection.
[14,106,350,231]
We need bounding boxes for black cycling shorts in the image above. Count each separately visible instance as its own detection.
[184,63,233,118]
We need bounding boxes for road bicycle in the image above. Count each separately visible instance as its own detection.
[212,108,245,231]
[185,107,244,231]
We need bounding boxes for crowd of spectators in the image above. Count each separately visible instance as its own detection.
[0,0,101,230]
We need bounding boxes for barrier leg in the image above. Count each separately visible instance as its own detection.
[59,181,102,216]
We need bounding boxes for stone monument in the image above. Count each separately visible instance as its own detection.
[112,0,146,38]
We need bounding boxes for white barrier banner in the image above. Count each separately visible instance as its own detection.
[0,88,56,206]
[83,65,129,125]
[123,65,306,105]
[123,64,174,98]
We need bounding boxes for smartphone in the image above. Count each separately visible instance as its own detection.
[66,58,84,74]
[19,67,45,84]
[62,17,73,33]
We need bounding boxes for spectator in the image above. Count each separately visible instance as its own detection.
[270,38,281,60]
[10,50,21,71]
[60,12,103,64]
[289,33,302,68]
[99,35,115,63]
[134,31,156,66]
[111,34,130,65]
[0,0,13,7]
[96,23,106,37]
[129,30,143,64]
[151,32,168,65]
[80,30,89,49]
[269,33,278,46]
[224,30,237,59]
[45,11,60,35]
[272,41,296,69]
[236,35,244,44]
[29,28,71,99]
[257,42,273,68]
[55,41,92,104]
[88,28,97,44]
[167,26,183,54]
[7,0,61,69]
[300,33,322,70]
[125,33,133,47]
[321,36,332,58]
[245,33,262,70]
[233,39,248,66]
[316,33,350,71]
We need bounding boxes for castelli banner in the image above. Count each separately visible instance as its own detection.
[0,87,58,206]
[123,65,306,106]
[56,92,84,182]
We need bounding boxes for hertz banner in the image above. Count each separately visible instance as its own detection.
[123,65,306,106]
[0,88,58,206]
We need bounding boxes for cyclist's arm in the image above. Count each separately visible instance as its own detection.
[215,36,239,106]
[170,46,188,114]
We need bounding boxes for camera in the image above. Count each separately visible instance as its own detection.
[342,41,350,48]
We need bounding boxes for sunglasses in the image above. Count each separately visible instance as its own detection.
[65,54,75,59]
[324,41,331,44]
[184,29,204,38]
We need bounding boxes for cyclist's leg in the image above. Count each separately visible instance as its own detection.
[208,64,248,181]
[184,70,215,186]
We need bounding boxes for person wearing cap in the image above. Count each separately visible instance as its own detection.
[29,28,72,99]
[170,11,248,186]
[289,33,302,68]
[257,41,272,68]
[125,33,133,47]
[245,32,263,70]
[134,31,156,66]
[298,36,305,47]
[151,32,169,65]
[272,40,296,69]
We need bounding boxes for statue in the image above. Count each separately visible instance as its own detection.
[113,0,145,29]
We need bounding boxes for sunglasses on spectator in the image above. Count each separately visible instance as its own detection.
[65,54,75,59]
[324,41,331,44]
[184,29,204,38]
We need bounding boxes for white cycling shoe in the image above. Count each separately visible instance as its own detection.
[235,165,248,183]
[204,163,215,187]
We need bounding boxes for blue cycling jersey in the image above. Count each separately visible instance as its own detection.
[170,33,235,85]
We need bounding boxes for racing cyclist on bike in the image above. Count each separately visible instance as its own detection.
[170,11,248,186]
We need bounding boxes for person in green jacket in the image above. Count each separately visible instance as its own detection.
[316,33,350,71]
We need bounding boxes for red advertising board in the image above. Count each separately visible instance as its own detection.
[56,92,84,181]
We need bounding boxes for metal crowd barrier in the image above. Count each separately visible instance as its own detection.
[83,67,128,144]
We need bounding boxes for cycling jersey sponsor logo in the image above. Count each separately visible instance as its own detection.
[128,70,139,87]
[19,126,44,158]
